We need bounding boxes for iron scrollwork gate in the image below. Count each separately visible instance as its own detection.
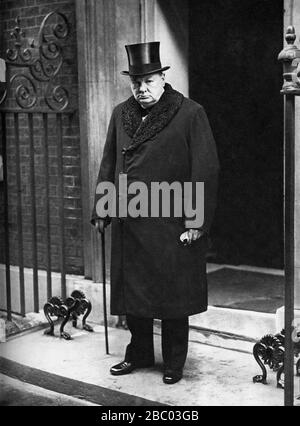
[0,12,77,320]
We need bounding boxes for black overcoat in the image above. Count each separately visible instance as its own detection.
[91,84,219,319]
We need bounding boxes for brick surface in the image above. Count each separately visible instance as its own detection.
[0,0,83,278]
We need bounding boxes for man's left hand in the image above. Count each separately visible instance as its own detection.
[187,229,203,243]
[181,229,205,246]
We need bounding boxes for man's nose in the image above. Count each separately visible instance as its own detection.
[138,81,147,92]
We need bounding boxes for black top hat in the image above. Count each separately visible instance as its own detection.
[121,42,170,76]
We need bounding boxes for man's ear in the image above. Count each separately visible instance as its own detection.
[161,72,166,85]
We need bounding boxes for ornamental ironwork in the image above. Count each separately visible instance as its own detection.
[0,12,72,111]
[278,26,300,95]
[253,329,300,389]
[44,290,93,340]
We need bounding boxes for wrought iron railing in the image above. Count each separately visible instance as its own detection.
[0,12,76,320]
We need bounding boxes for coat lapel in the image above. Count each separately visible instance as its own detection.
[122,83,184,152]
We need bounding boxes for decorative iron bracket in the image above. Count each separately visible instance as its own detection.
[253,330,300,389]
[43,290,93,340]
[278,26,300,95]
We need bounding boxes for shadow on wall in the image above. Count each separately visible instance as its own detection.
[157,0,189,54]
[155,0,189,96]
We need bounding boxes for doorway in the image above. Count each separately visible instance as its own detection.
[189,0,284,269]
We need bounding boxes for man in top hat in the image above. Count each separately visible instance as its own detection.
[91,42,219,384]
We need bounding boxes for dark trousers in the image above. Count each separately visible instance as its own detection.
[124,315,189,372]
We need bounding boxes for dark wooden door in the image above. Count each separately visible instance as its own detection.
[189,0,284,268]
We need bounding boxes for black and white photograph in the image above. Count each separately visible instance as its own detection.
[0,0,300,409]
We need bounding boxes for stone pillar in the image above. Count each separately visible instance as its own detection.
[276,0,300,330]
[75,0,141,281]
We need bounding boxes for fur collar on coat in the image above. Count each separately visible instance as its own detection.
[122,83,184,152]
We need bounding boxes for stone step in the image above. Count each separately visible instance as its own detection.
[1,264,280,349]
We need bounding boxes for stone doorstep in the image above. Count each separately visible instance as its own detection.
[0,326,292,407]
[69,277,278,347]
[3,312,256,354]
[0,264,281,348]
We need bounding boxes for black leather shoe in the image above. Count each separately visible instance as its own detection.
[110,361,135,376]
[163,370,183,385]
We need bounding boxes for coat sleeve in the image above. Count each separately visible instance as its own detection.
[185,106,220,234]
[90,108,117,226]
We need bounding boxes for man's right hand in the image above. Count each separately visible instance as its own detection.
[95,219,105,234]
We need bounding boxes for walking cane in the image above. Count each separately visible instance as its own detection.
[100,228,109,354]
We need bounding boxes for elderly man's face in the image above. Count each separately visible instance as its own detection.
[130,72,165,108]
